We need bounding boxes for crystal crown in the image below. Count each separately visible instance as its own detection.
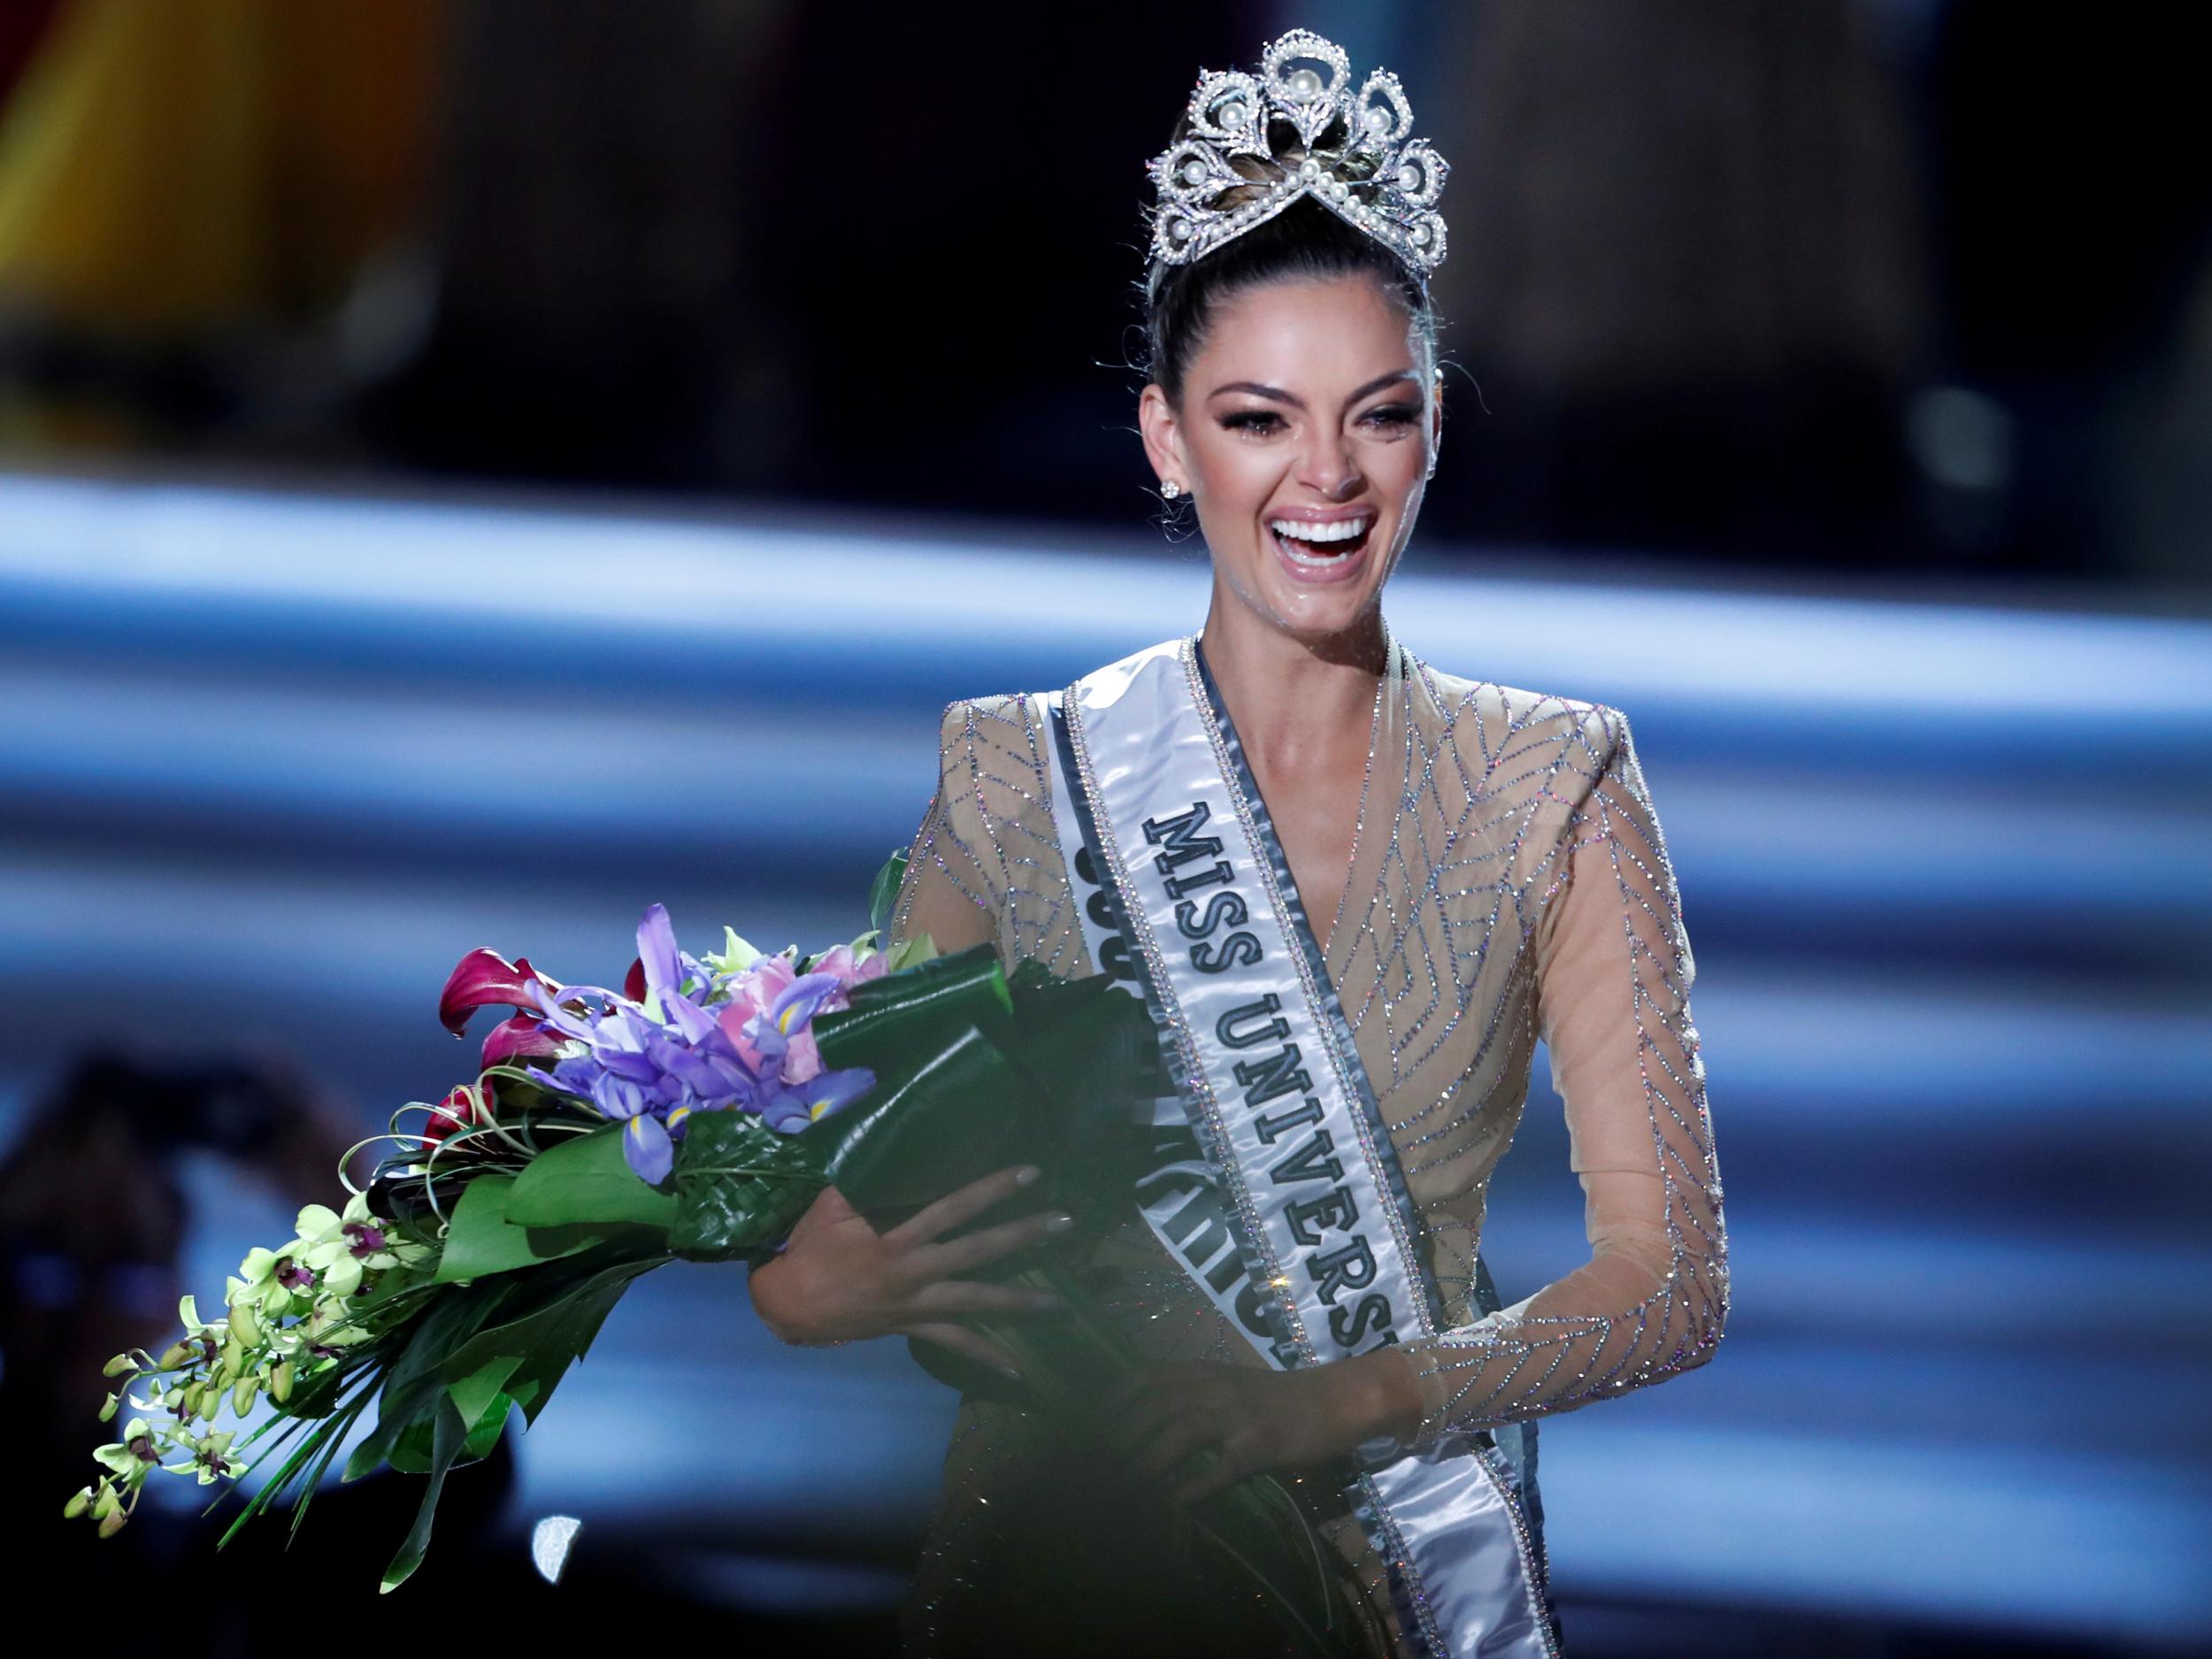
[1146,28,1449,277]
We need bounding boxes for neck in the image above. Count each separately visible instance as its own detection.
[1194,591,1389,765]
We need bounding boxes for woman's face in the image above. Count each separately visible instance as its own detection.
[1141,272,1439,646]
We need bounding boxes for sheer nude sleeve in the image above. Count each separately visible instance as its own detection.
[883,692,1086,975]
[1390,706,1731,1446]
[886,702,1007,960]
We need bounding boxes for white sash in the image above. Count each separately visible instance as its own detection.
[1038,638,1561,1659]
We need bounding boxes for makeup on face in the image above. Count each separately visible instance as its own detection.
[1175,276,1433,630]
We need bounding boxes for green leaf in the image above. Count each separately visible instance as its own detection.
[342,1277,523,1481]
[446,1350,522,1431]
[504,1125,679,1229]
[435,1249,660,1428]
[433,1175,615,1284]
[668,1110,826,1260]
[884,933,938,972]
[380,1397,466,1594]
[462,1395,511,1461]
[867,848,910,939]
[383,1414,439,1476]
[273,1356,356,1420]
[809,942,1011,1090]
[808,1025,1029,1218]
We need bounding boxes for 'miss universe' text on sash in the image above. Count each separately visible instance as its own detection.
[1042,637,1561,1659]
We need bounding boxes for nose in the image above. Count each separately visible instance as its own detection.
[1294,432,1365,501]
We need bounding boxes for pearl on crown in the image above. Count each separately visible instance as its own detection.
[1286,66,1324,96]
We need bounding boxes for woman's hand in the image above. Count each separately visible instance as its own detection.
[746,1163,1071,1377]
[1101,1348,1424,1506]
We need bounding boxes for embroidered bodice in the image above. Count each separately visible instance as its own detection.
[887,632,1729,1450]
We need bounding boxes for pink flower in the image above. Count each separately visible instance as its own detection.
[718,956,797,1071]
[809,943,891,994]
[780,1025,824,1084]
[713,955,856,1085]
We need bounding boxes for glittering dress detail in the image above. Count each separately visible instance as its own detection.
[889,635,1730,1657]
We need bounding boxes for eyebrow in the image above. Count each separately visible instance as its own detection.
[1208,370,1421,410]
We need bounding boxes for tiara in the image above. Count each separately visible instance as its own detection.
[1146,28,1449,277]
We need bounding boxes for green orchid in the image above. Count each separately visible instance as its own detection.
[293,1301,375,1358]
[179,1430,237,1486]
[229,1243,319,1317]
[92,1419,165,1487]
[157,1294,226,1372]
[703,926,765,979]
[294,1193,426,1298]
[65,1478,127,1536]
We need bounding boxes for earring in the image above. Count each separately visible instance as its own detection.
[1161,480,1182,499]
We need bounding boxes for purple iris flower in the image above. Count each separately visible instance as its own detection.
[529,906,764,1183]
[757,1067,877,1134]
[528,905,875,1183]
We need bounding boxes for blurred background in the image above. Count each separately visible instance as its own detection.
[0,2,2206,1655]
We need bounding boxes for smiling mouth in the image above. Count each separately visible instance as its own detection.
[1269,515,1375,569]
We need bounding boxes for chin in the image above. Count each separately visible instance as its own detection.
[1251,527,1398,634]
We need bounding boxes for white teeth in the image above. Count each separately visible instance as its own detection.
[1270,516,1371,545]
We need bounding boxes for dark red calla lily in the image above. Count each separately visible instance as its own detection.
[624,957,647,1003]
[422,1084,486,1148]
[438,949,564,1037]
[480,1013,563,1071]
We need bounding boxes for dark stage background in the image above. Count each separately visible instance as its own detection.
[1,4,2206,1656]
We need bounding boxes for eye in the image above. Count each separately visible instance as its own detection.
[1361,403,1422,430]
[1221,409,1285,436]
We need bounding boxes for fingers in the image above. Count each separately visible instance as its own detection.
[1106,1367,1214,1463]
[910,1322,1024,1380]
[910,1208,1073,1279]
[883,1164,1043,1249]
[1103,1379,1189,1452]
[1132,1410,1225,1486]
[1104,1360,1204,1409]
[1173,1432,1263,1507]
[907,1278,1065,1319]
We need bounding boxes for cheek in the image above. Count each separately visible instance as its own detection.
[1187,432,1283,510]
[1367,432,1430,489]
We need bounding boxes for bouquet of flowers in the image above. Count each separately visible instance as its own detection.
[61,855,1370,1655]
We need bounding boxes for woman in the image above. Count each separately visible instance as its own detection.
[748,30,1730,1658]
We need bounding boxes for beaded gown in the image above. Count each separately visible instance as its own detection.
[888,631,1731,1657]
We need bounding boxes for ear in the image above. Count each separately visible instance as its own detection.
[1138,383,1187,489]
[1427,369,1444,471]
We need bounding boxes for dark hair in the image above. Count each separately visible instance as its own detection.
[1141,194,1439,406]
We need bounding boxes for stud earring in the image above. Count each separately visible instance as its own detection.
[1161,480,1182,499]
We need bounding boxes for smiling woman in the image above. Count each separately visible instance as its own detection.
[1142,254,1433,628]
[744,30,1727,1659]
